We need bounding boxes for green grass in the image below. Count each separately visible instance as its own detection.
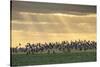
[11,51,96,66]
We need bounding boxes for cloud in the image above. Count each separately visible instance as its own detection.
[11,12,96,33]
[11,1,96,14]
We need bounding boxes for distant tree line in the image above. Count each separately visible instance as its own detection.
[11,40,96,54]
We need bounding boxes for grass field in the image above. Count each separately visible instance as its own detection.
[11,51,96,66]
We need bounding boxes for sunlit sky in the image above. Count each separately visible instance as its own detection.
[11,1,96,47]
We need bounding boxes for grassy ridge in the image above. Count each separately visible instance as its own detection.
[11,52,96,66]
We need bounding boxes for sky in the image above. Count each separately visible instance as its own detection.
[11,1,96,47]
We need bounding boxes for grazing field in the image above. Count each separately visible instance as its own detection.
[11,51,96,66]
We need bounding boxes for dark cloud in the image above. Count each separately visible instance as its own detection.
[11,1,96,14]
[11,1,96,23]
